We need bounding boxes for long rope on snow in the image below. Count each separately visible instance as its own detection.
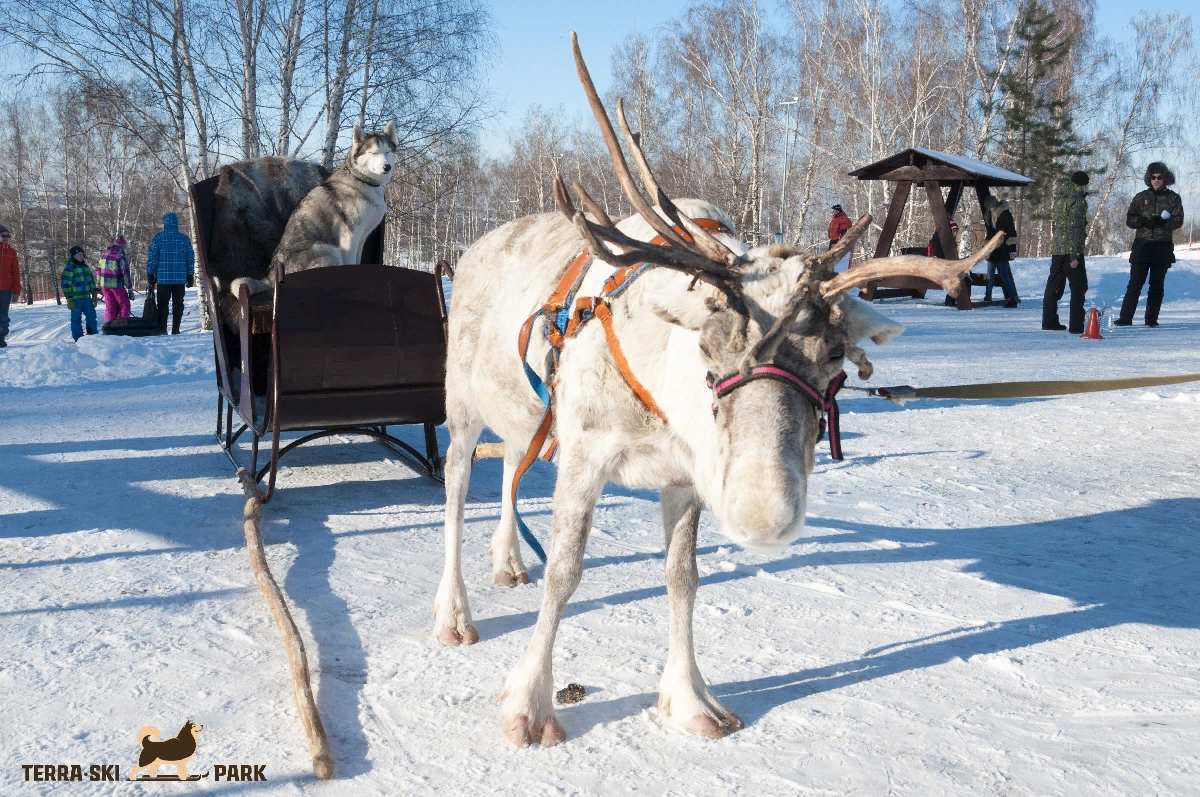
[236,468,334,780]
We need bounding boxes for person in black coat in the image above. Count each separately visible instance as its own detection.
[982,195,1019,307]
[1115,162,1185,327]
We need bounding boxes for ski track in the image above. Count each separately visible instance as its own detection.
[1,261,1199,796]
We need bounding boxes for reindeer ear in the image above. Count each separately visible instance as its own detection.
[839,295,904,345]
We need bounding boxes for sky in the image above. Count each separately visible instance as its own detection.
[477,0,1198,157]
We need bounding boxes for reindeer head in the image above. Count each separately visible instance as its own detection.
[562,34,1003,552]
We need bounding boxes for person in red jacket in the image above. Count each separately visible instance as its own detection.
[828,204,852,249]
[0,224,21,348]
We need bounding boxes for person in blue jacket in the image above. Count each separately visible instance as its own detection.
[146,212,195,335]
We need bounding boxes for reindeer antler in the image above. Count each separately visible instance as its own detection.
[559,32,748,312]
[818,231,1005,301]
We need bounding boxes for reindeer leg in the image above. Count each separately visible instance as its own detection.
[656,484,744,738]
[488,444,530,586]
[433,397,485,646]
[499,447,605,747]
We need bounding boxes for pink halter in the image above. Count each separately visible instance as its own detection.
[708,367,848,460]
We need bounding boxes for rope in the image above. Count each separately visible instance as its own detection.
[846,372,1200,401]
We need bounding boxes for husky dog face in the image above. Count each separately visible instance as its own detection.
[351,121,397,185]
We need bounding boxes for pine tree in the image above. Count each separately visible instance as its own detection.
[987,0,1091,252]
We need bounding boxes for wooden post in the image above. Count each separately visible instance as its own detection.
[926,181,971,311]
[859,179,912,301]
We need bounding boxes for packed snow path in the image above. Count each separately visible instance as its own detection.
[1,257,1198,795]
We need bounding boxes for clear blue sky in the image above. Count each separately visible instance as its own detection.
[478,0,1196,157]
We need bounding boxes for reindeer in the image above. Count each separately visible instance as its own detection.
[433,33,1002,747]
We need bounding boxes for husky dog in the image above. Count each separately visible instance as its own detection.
[231,122,397,297]
[208,157,330,324]
[127,721,204,780]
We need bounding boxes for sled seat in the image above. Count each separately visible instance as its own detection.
[190,174,450,502]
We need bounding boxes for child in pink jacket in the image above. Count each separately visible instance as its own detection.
[97,236,132,322]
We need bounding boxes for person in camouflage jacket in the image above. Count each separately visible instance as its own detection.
[1116,162,1186,327]
[1042,172,1090,333]
[61,246,99,341]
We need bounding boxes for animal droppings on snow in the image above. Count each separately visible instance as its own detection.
[1139,392,1162,401]
[556,683,586,704]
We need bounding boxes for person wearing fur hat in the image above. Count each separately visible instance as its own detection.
[1042,171,1090,332]
[61,246,99,341]
[97,235,132,322]
[1115,162,1185,327]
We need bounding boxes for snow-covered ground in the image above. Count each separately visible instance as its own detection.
[2,256,1198,796]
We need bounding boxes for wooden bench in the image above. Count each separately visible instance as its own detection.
[190,174,450,502]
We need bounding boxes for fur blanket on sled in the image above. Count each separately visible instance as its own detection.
[207,156,330,325]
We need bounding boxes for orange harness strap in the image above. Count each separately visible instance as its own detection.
[594,302,668,422]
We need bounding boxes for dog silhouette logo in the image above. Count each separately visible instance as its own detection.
[128,721,208,781]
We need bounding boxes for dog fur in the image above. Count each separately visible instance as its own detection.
[231,121,397,297]
[127,720,204,780]
[208,156,329,325]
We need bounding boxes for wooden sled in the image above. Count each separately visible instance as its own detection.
[190,174,451,502]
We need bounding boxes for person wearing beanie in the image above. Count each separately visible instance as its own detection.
[61,245,99,341]
[828,204,852,249]
[0,224,19,348]
[1115,162,1185,327]
[96,235,133,322]
[1043,171,1090,332]
[145,212,195,334]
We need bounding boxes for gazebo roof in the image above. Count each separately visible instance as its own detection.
[849,148,1034,187]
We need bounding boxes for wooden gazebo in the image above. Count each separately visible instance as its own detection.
[847,148,1034,309]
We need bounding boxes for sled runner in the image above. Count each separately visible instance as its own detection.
[190,174,450,501]
[101,290,161,337]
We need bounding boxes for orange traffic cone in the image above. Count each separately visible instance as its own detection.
[1081,308,1104,339]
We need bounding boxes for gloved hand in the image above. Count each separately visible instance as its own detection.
[147,274,156,288]
[1161,210,1172,220]
[67,298,76,310]
[92,293,101,304]
[186,274,194,288]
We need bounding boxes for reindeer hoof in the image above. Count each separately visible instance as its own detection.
[435,624,479,646]
[540,717,566,747]
[504,714,532,747]
[686,710,743,739]
[503,714,565,747]
[493,570,531,587]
